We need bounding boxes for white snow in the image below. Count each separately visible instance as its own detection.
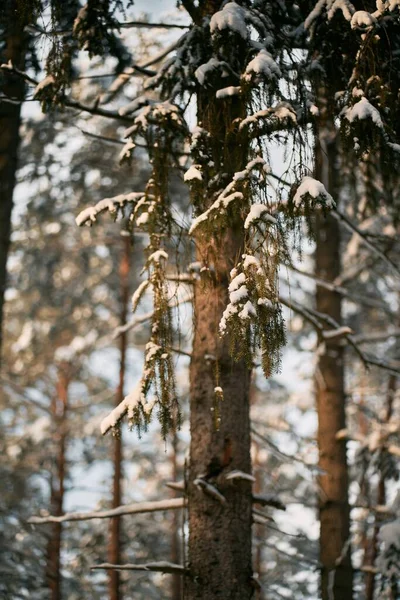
[194,58,221,86]
[184,165,203,182]
[76,192,145,226]
[148,250,168,263]
[216,86,241,99]
[242,254,260,270]
[257,298,272,307]
[322,326,353,340]
[189,192,243,234]
[305,0,354,29]
[351,10,377,29]
[293,176,335,208]
[240,104,297,131]
[136,212,149,226]
[219,303,239,335]
[131,280,149,312]
[238,300,257,320]
[100,382,155,434]
[243,50,281,81]
[119,97,150,117]
[229,272,246,292]
[119,141,135,162]
[244,204,276,229]
[189,157,267,235]
[226,470,256,482]
[34,75,55,96]
[210,3,248,39]
[344,97,383,128]
[229,285,248,304]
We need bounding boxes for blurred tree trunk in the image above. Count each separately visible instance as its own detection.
[0,0,26,363]
[187,4,253,597]
[108,235,130,600]
[170,431,182,600]
[47,363,70,600]
[315,98,353,600]
[365,374,397,600]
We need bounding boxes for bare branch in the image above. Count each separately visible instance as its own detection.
[28,497,186,524]
[333,209,400,278]
[91,561,187,574]
[287,265,389,313]
[252,493,286,512]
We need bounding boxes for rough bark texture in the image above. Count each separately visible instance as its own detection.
[108,237,130,600]
[187,9,253,594]
[46,365,70,600]
[187,241,252,600]
[0,0,26,363]
[315,107,353,600]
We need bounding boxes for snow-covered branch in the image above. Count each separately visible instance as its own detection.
[28,497,186,524]
[76,192,146,227]
[91,561,187,574]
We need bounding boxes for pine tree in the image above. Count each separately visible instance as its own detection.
[4,2,400,599]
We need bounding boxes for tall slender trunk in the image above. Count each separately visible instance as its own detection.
[364,374,397,600]
[187,15,253,596]
[253,440,264,600]
[0,0,26,362]
[315,103,353,600]
[46,364,70,600]
[108,236,130,600]
[170,432,182,600]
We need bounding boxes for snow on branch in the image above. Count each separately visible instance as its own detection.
[100,383,143,435]
[239,104,297,135]
[344,96,383,129]
[28,497,186,524]
[113,291,193,339]
[194,478,227,505]
[76,192,146,226]
[189,157,268,235]
[225,470,256,483]
[91,561,187,574]
[322,326,354,340]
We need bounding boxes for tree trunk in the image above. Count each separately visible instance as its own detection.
[0,0,26,363]
[365,374,396,600]
[315,108,353,600]
[187,17,253,596]
[46,364,70,600]
[108,235,130,600]
[170,432,182,600]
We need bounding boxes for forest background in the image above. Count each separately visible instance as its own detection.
[0,1,399,600]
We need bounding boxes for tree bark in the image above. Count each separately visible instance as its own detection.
[46,364,70,600]
[108,235,130,600]
[187,12,253,595]
[315,107,353,600]
[170,432,182,600]
[365,374,396,600]
[0,0,26,363]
